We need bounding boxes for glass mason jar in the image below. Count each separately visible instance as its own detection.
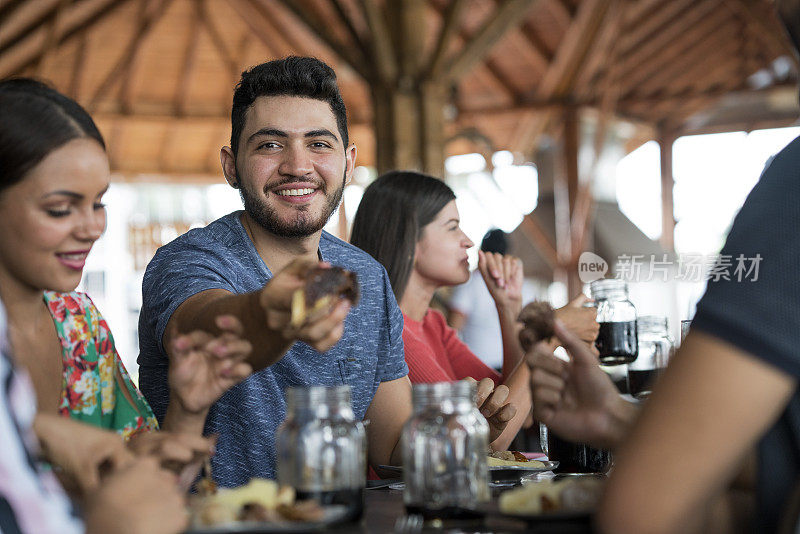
[590,279,638,365]
[402,381,490,520]
[540,424,612,475]
[627,316,674,399]
[276,385,366,521]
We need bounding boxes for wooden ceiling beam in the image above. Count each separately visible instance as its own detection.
[196,0,239,81]
[429,0,522,100]
[545,0,572,32]
[519,214,559,269]
[174,1,202,116]
[226,0,295,57]
[5,0,133,77]
[428,0,468,78]
[357,0,397,81]
[329,0,368,50]
[275,0,369,78]
[90,0,172,109]
[630,24,739,98]
[34,0,70,77]
[515,0,612,153]
[572,0,626,99]
[444,0,539,82]
[0,0,87,56]
[616,0,721,85]
[617,7,730,95]
[69,31,88,99]
[723,0,798,67]
[616,0,698,61]
[0,0,26,26]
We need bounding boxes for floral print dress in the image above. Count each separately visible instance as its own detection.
[44,291,158,439]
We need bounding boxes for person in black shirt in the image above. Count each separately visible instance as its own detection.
[528,1,800,532]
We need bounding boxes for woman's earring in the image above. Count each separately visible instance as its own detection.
[231,181,240,189]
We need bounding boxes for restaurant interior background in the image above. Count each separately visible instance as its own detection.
[2,0,799,380]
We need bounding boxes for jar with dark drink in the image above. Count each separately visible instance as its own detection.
[627,316,673,399]
[402,381,490,520]
[590,279,638,365]
[276,385,366,522]
[540,424,612,475]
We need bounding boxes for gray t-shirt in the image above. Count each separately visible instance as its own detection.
[137,211,408,486]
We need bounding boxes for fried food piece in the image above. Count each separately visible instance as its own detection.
[291,266,360,327]
[277,501,325,522]
[518,301,555,351]
[239,502,278,522]
[499,477,605,515]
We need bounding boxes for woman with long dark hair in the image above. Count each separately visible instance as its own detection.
[0,78,252,492]
[350,171,596,449]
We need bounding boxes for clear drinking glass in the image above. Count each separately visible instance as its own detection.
[627,316,673,399]
[276,385,366,521]
[590,279,638,365]
[402,381,490,519]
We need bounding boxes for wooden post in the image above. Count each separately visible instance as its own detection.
[555,105,583,298]
[659,128,676,251]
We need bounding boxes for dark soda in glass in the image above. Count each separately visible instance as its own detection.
[547,433,611,474]
[596,320,638,365]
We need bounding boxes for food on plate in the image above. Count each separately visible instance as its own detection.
[191,478,323,527]
[518,301,555,351]
[499,477,604,515]
[291,265,360,327]
[488,450,545,467]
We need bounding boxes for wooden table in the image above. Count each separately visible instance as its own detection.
[328,486,595,533]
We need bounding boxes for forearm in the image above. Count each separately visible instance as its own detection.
[161,401,208,435]
[492,362,531,450]
[174,290,292,371]
[497,302,524,377]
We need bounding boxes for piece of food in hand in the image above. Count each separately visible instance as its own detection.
[499,478,604,515]
[488,450,545,467]
[291,265,360,327]
[518,301,555,351]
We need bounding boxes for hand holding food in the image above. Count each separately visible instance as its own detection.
[261,260,358,352]
[499,477,604,515]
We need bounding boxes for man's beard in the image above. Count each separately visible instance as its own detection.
[239,173,345,238]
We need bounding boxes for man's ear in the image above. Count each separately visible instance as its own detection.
[220,146,239,188]
[344,143,358,184]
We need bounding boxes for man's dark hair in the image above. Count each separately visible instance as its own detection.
[350,171,456,301]
[0,78,105,194]
[230,56,349,158]
[481,229,508,255]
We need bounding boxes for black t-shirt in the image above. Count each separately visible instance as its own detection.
[693,134,800,532]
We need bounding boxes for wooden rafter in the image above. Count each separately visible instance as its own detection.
[428,0,468,78]
[329,0,368,53]
[358,0,397,81]
[90,0,172,110]
[515,0,612,154]
[723,0,798,67]
[0,0,26,26]
[617,5,730,98]
[69,30,88,99]
[175,0,202,116]
[275,0,369,78]
[615,0,720,88]
[429,0,521,99]
[445,0,538,81]
[519,215,559,269]
[631,23,739,98]
[4,0,131,77]
[0,0,86,56]
[35,0,71,77]
[118,0,161,113]
[546,0,573,32]
[616,0,698,62]
[226,0,295,57]
[196,0,239,81]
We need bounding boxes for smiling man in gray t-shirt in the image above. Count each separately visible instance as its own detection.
[137,57,412,486]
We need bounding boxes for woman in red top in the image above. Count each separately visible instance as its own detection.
[351,171,597,450]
